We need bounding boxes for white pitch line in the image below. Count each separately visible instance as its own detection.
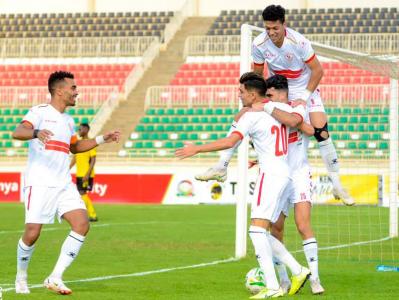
[2,257,239,293]
[1,236,393,292]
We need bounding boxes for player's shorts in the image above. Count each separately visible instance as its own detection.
[76,177,94,192]
[250,171,290,223]
[23,182,86,224]
[289,89,325,114]
[281,165,313,217]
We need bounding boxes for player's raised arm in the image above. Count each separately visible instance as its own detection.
[175,133,242,160]
[69,130,121,154]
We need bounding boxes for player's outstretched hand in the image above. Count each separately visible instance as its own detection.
[175,141,197,160]
[38,129,54,144]
[291,100,307,107]
[103,130,121,143]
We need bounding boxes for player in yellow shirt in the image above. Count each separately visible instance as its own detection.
[70,123,98,222]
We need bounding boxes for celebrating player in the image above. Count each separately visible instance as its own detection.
[176,72,310,298]
[197,4,354,205]
[70,123,98,222]
[13,71,121,295]
[252,75,325,295]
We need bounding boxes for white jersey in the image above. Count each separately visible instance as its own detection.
[287,111,310,171]
[232,102,305,176]
[22,104,77,187]
[252,27,316,100]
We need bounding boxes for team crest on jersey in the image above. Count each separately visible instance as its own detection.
[285,53,294,61]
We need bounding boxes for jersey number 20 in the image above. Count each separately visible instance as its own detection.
[271,124,287,156]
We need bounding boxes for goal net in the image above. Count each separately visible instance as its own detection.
[236,24,398,263]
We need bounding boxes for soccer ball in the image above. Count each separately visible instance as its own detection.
[245,267,266,294]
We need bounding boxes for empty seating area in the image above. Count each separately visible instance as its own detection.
[0,64,135,87]
[208,7,399,35]
[170,62,388,86]
[0,107,98,157]
[122,106,390,158]
[0,11,173,38]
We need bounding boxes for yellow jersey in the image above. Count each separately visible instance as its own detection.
[75,138,97,177]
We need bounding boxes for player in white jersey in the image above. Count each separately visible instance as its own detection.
[176,72,310,298]
[12,71,121,295]
[252,75,325,295]
[197,5,354,206]
[252,4,353,205]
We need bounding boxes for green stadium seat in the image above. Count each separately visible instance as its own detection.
[189,133,198,140]
[205,124,213,131]
[175,125,184,131]
[379,142,389,150]
[175,141,184,148]
[349,116,358,123]
[146,108,156,115]
[360,133,370,140]
[155,124,165,131]
[359,116,369,123]
[134,141,143,148]
[358,142,367,149]
[200,116,209,123]
[367,124,375,131]
[194,125,204,131]
[383,108,389,115]
[164,141,173,148]
[149,133,159,140]
[380,116,388,123]
[166,108,175,115]
[186,108,194,115]
[176,108,185,115]
[357,124,366,132]
[185,125,194,131]
[339,116,348,123]
[329,116,338,123]
[372,108,382,114]
[145,125,154,132]
[135,124,144,132]
[205,108,214,114]
[157,108,165,115]
[160,117,170,123]
[215,124,224,131]
[192,116,200,123]
[215,108,223,115]
[141,116,150,123]
[341,133,350,140]
[348,142,357,149]
[195,108,204,115]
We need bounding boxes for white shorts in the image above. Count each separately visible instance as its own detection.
[281,166,313,217]
[289,89,325,114]
[23,182,86,224]
[250,171,290,223]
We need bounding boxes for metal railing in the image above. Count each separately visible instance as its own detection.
[145,84,391,108]
[122,37,161,99]
[163,0,193,44]
[184,33,399,57]
[0,86,118,108]
[89,92,120,137]
[0,36,158,58]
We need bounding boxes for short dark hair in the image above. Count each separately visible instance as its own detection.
[265,75,288,92]
[48,71,74,95]
[262,5,285,23]
[80,123,90,130]
[239,72,266,96]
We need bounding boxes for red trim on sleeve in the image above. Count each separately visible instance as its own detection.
[21,120,34,128]
[254,62,265,66]
[305,53,316,64]
[292,112,304,123]
[257,172,265,206]
[231,131,244,140]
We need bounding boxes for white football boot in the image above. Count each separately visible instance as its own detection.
[310,277,325,295]
[195,167,227,182]
[44,277,72,295]
[15,277,30,294]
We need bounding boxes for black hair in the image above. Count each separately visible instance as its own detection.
[48,71,74,95]
[265,74,288,92]
[239,72,266,96]
[80,123,90,130]
[262,5,286,23]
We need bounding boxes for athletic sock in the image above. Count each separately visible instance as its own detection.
[249,226,280,290]
[303,238,319,280]
[273,257,290,283]
[267,234,302,276]
[16,238,35,279]
[50,231,85,279]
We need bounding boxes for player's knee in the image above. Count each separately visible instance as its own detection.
[296,222,312,239]
[313,122,330,142]
[24,226,41,245]
[72,219,90,236]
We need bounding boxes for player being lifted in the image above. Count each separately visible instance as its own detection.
[197,4,354,205]
[13,71,121,295]
[251,75,325,295]
[176,72,310,298]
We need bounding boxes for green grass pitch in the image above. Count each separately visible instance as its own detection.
[0,203,398,299]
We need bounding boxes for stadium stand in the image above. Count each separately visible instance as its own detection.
[0,11,174,38]
[0,64,134,88]
[208,7,399,35]
[122,106,390,158]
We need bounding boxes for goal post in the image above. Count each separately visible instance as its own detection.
[235,24,398,259]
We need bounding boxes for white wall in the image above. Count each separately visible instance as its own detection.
[0,0,397,15]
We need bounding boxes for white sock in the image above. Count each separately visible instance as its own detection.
[216,121,241,169]
[16,238,35,279]
[249,226,280,290]
[50,231,85,279]
[268,234,302,276]
[318,137,339,173]
[303,238,319,280]
[273,257,290,283]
